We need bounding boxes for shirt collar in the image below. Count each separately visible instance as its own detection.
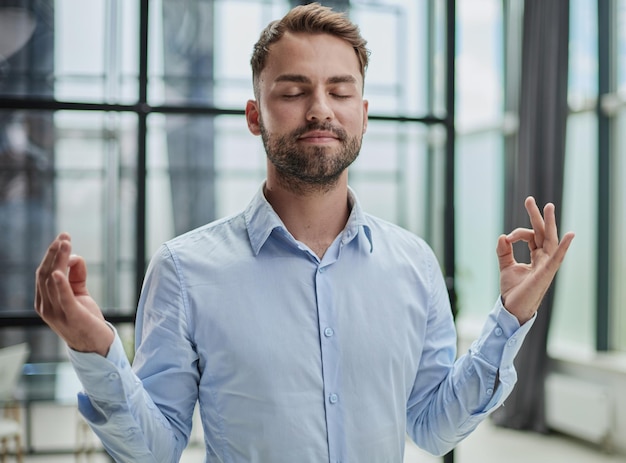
[244,183,373,256]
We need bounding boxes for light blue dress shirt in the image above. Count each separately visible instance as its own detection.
[70,185,534,463]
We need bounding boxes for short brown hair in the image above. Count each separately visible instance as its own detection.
[250,2,370,98]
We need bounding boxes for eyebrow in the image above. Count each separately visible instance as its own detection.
[274,74,358,85]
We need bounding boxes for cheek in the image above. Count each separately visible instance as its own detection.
[337,108,366,133]
[261,103,302,129]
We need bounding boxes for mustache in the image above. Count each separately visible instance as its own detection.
[291,122,347,141]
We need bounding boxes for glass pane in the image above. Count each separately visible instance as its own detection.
[354,1,432,117]
[614,1,626,352]
[0,110,56,314]
[55,111,138,314]
[568,0,598,103]
[55,0,106,99]
[0,109,137,318]
[454,0,504,323]
[212,1,279,108]
[213,115,267,217]
[149,0,221,106]
[456,0,503,131]
[0,2,54,99]
[149,0,435,118]
[617,0,626,90]
[0,1,139,102]
[612,110,626,351]
[351,120,436,242]
[549,112,598,353]
[55,0,139,103]
[455,132,504,321]
[146,113,266,257]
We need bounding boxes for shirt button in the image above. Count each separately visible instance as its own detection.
[324,327,334,337]
[486,388,494,396]
[319,267,325,273]
[329,393,338,404]
[508,338,517,346]
[495,327,503,336]
[108,372,119,380]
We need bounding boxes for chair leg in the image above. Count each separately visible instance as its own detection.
[15,434,22,463]
[1,437,7,463]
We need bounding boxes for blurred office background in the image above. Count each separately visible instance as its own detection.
[0,0,625,461]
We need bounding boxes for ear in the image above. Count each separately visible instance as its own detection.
[245,100,261,136]
[362,99,369,134]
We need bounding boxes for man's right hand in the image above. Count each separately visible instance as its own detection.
[35,233,114,357]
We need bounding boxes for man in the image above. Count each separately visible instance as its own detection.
[35,4,574,462]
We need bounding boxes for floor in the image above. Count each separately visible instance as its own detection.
[19,418,625,463]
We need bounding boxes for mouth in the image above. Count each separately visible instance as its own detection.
[297,131,341,144]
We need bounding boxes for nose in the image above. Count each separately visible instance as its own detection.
[306,91,334,122]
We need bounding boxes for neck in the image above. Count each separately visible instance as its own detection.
[264,174,350,258]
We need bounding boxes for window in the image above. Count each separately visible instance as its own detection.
[455,0,505,323]
[0,1,453,363]
[550,0,598,352]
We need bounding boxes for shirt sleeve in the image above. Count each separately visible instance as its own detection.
[68,244,198,463]
[69,329,181,462]
[406,250,535,456]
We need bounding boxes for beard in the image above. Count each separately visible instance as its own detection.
[260,119,363,194]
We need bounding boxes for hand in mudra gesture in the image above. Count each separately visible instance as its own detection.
[35,232,114,356]
[497,197,575,324]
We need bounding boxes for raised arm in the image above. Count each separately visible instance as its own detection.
[497,196,575,324]
[34,232,114,356]
[35,234,190,461]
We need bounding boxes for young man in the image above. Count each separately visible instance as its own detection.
[35,4,574,462]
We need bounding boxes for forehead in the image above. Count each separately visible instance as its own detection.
[261,32,362,87]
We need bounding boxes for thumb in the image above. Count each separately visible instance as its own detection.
[496,234,516,270]
[67,254,89,295]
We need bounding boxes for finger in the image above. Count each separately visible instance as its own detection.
[35,235,64,314]
[506,227,535,245]
[51,268,79,314]
[549,231,575,268]
[43,269,65,318]
[38,233,71,277]
[525,196,545,248]
[36,234,72,316]
[53,238,72,277]
[36,234,71,280]
[496,234,516,270]
[43,240,72,315]
[543,203,559,250]
[67,254,89,296]
[529,231,575,288]
[41,268,78,332]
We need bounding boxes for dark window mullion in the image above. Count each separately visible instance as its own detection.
[597,0,611,351]
[135,0,150,309]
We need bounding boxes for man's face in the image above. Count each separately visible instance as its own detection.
[246,32,369,192]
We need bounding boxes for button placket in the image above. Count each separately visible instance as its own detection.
[314,259,343,461]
